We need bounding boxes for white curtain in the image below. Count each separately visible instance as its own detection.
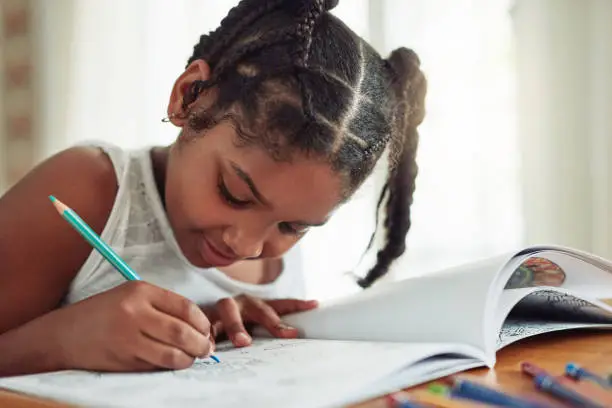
[512,0,612,260]
[35,0,522,300]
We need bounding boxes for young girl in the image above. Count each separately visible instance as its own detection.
[0,0,426,376]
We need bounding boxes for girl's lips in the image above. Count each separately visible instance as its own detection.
[199,237,237,267]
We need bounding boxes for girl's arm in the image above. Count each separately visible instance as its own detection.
[0,147,117,372]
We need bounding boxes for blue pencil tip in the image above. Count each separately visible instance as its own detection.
[49,195,56,203]
[210,354,220,363]
[566,362,578,373]
[534,373,553,389]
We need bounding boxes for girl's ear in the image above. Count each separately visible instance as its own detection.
[166,59,212,127]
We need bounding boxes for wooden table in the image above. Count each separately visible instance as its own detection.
[2,330,612,407]
[355,330,612,407]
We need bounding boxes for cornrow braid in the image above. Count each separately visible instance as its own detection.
[293,0,324,67]
[291,0,325,127]
[211,27,300,84]
[185,0,328,122]
[363,133,392,158]
[187,0,285,67]
[183,27,302,115]
[357,48,427,288]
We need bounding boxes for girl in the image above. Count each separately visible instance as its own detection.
[0,0,426,376]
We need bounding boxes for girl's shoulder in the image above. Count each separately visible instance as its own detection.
[26,144,120,216]
[0,144,121,333]
[71,140,132,184]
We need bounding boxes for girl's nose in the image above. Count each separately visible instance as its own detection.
[222,226,265,259]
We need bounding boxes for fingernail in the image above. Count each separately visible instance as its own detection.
[276,323,296,331]
[208,334,216,353]
[234,332,251,346]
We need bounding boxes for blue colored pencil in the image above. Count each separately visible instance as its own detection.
[49,195,220,363]
[451,378,551,408]
[565,363,610,388]
[534,374,605,408]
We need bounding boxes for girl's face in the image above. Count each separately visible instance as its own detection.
[163,60,344,268]
[163,124,343,268]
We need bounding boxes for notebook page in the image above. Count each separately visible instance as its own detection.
[0,338,474,408]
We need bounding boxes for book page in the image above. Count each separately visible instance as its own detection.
[493,289,612,349]
[501,250,612,297]
[485,248,612,353]
[505,290,612,322]
[497,319,612,349]
[0,338,475,408]
[280,254,510,353]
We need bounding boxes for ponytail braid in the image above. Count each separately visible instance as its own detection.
[357,48,427,288]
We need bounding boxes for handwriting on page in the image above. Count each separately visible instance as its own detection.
[170,340,312,382]
[0,338,429,408]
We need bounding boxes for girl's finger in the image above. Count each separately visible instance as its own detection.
[265,299,319,315]
[216,297,251,347]
[243,297,298,339]
[136,333,195,370]
[211,320,224,341]
[148,286,212,337]
[140,307,213,359]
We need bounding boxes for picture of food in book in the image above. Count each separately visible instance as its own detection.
[505,257,566,289]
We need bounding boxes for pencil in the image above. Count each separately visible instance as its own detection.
[534,374,605,408]
[520,362,612,406]
[49,195,220,364]
[565,363,611,388]
[49,195,141,281]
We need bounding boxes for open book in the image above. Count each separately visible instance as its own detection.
[3,244,612,408]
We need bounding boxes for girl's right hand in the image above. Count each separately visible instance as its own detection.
[47,281,214,372]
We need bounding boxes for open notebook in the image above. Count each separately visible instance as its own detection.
[3,244,612,408]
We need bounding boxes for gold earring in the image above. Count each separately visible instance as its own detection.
[161,113,176,123]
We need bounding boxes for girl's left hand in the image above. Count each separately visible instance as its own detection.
[201,295,318,348]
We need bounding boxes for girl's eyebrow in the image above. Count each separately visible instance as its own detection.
[229,161,270,206]
[228,160,329,227]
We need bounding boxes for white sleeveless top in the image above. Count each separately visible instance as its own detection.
[64,142,306,306]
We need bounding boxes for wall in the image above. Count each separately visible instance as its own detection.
[0,0,37,194]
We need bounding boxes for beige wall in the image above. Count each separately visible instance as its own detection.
[0,0,37,194]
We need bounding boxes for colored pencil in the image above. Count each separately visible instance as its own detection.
[520,362,612,405]
[534,374,605,408]
[565,363,610,388]
[429,381,549,408]
[49,195,220,364]
[49,195,142,281]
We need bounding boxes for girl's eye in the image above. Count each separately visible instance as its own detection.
[218,178,252,208]
[278,222,310,236]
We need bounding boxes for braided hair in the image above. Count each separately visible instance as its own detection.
[181,0,427,288]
